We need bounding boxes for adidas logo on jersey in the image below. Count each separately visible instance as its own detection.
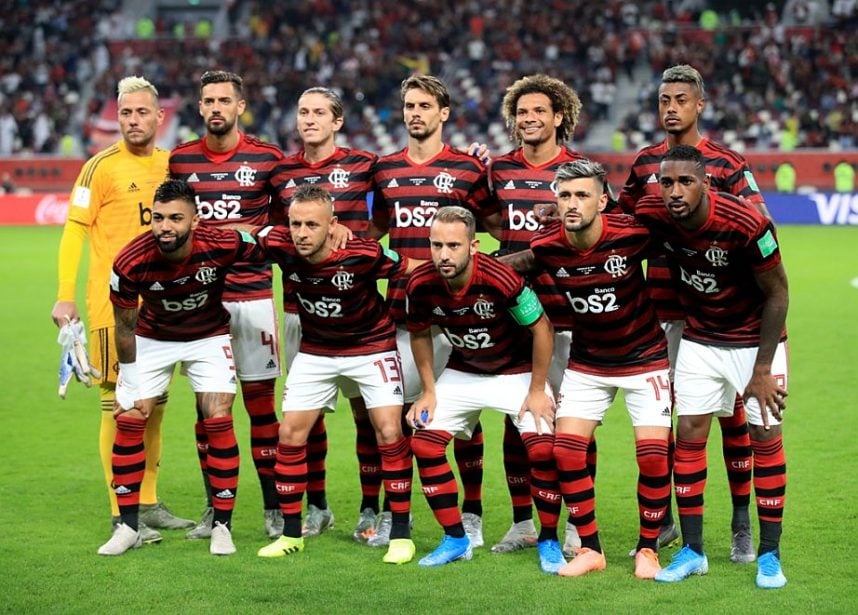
[149,281,164,291]
[433,306,445,316]
[647,173,658,184]
[556,267,570,278]
[288,273,301,282]
[128,182,139,192]
[661,407,671,417]
[215,489,235,500]
[393,385,402,396]
[187,173,200,183]
[387,178,399,188]
[114,485,132,495]
[266,359,277,369]
[285,178,296,188]
[504,180,516,190]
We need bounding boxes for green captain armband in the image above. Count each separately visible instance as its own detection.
[508,286,544,326]
[239,230,257,244]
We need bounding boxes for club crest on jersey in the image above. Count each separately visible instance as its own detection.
[549,180,558,195]
[195,266,217,285]
[434,171,455,194]
[235,165,257,187]
[473,297,495,320]
[328,167,350,189]
[331,270,354,291]
[705,244,729,267]
[604,254,627,278]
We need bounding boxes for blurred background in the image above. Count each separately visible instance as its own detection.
[0,0,855,204]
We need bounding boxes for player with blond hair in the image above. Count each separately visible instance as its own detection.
[51,76,194,545]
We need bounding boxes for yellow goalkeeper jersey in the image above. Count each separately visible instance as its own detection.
[60,140,169,329]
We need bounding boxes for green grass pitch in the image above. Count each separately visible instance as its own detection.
[1,225,856,613]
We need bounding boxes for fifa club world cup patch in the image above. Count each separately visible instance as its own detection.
[757,230,778,258]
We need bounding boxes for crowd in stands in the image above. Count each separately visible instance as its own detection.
[1,0,855,156]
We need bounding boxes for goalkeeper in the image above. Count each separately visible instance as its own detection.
[50,75,193,544]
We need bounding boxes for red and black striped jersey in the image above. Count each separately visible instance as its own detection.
[489,146,585,329]
[618,137,765,320]
[272,146,377,315]
[635,191,783,347]
[168,133,285,301]
[110,226,262,342]
[406,253,540,375]
[372,144,493,323]
[254,227,403,356]
[530,216,668,375]
[272,146,377,234]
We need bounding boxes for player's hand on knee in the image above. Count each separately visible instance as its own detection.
[744,371,787,430]
[407,396,435,429]
[519,391,556,435]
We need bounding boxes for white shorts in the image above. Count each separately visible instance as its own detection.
[550,330,572,393]
[224,298,281,381]
[556,367,673,428]
[283,350,404,412]
[674,339,789,426]
[137,334,236,399]
[661,320,685,380]
[397,325,452,403]
[283,311,363,403]
[423,368,554,439]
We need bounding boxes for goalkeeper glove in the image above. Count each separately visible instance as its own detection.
[57,317,102,398]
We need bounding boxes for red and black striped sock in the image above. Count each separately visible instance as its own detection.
[240,380,279,509]
[194,404,212,507]
[306,415,328,510]
[454,421,484,517]
[752,434,786,555]
[204,416,240,529]
[523,433,560,542]
[113,414,146,530]
[635,438,671,551]
[354,410,381,513]
[674,437,708,554]
[555,433,600,552]
[412,430,463,537]
[274,442,307,538]
[379,436,413,539]
[719,396,752,527]
[502,416,532,523]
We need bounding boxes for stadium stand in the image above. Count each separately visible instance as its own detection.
[0,0,854,169]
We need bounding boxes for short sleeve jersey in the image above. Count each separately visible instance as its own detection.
[372,144,493,323]
[406,253,543,375]
[169,133,284,301]
[530,215,668,375]
[65,140,169,328]
[255,227,405,356]
[635,191,783,347]
[110,226,261,341]
[618,137,764,320]
[489,146,585,329]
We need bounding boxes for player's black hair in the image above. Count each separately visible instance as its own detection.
[154,179,197,208]
[200,70,244,99]
[292,184,334,211]
[663,144,706,174]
